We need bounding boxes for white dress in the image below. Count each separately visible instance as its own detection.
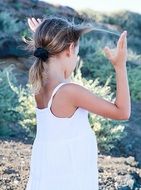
[25,82,99,190]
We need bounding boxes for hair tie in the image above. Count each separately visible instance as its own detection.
[34,47,49,62]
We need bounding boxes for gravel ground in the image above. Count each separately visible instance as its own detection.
[0,137,141,190]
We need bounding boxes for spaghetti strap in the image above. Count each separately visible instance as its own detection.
[47,82,67,109]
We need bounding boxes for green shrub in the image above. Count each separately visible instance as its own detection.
[128,64,141,101]
[81,9,141,53]
[0,65,20,136]
[0,64,36,138]
[1,62,127,152]
[0,12,22,36]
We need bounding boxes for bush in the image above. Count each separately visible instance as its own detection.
[0,11,23,37]
[0,64,36,138]
[128,64,141,101]
[0,62,127,152]
[81,9,141,53]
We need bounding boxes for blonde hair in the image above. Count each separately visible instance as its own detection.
[24,16,94,95]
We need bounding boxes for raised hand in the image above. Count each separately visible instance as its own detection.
[27,17,42,32]
[104,31,127,69]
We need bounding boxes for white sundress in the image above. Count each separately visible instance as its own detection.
[25,82,99,190]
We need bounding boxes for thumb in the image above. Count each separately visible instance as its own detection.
[104,46,113,60]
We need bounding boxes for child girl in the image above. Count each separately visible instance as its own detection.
[25,16,131,190]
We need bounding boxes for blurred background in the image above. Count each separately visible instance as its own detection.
[0,0,141,189]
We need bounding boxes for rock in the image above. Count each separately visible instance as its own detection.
[3,167,18,174]
[124,156,138,167]
[0,37,30,59]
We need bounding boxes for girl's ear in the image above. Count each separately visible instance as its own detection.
[66,42,75,57]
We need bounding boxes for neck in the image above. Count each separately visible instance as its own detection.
[42,64,72,86]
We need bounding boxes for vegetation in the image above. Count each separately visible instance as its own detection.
[79,35,141,101]
[0,64,36,138]
[0,12,23,37]
[0,2,140,153]
[0,62,127,153]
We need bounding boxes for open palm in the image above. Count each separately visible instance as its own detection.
[104,31,127,68]
[27,17,42,32]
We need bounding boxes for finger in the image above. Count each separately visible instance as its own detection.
[117,31,127,49]
[27,18,33,26]
[31,17,38,26]
[122,31,127,49]
[27,17,32,25]
[104,47,113,60]
[27,18,35,31]
[37,18,42,23]
[117,32,124,48]
[27,18,34,29]
[121,31,127,49]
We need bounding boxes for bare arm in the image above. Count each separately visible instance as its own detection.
[65,31,131,120]
[65,82,130,120]
[114,66,131,119]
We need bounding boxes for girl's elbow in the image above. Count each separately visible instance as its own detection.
[118,111,131,120]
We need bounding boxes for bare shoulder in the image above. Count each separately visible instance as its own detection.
[60,82,87,102]
[61,82,95,106]
[63,82,129,120]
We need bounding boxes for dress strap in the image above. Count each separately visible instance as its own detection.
[48,82,68,109]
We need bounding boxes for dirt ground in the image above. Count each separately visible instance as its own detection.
[0,136,141,190]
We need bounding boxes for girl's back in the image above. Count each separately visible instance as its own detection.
[25,82,99,190]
